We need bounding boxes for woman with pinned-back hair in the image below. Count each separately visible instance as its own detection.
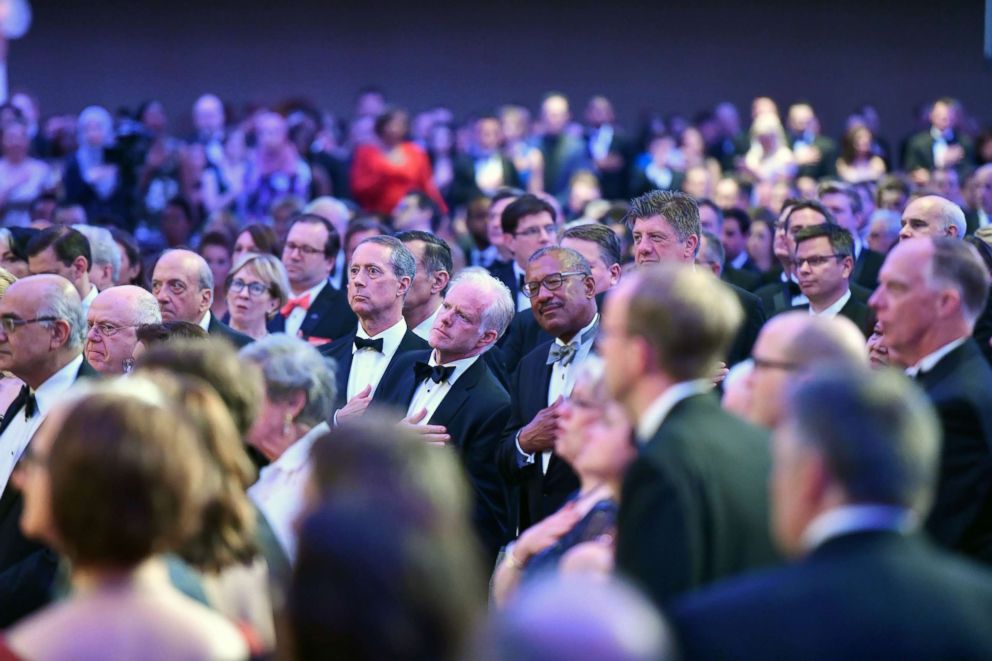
[224,252,291,340]
[3,377,249,660]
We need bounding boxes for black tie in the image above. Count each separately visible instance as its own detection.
[785,280,802,298]
[353,337,384,353]
[414,361,455,384]
[518,273,527,294]
[16,385,37,419]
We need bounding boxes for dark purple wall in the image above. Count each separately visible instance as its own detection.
[10,0,992,145]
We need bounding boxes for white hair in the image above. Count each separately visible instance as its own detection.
[449,269,515,340]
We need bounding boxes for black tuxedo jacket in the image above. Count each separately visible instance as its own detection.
[726,284,766,367]
[673,530,992,660]
[207,314,253,349]
[495,340,580,532]
[757,279,872,319]
[497,309,553,376]
[851,247,884,291]
[917,339,992,563]
[903,130,974,174]
[487,259,521,304]
[616,393,779,606]
[449,155,521,208]
[789,294,876,337]
[790,133,838,180]
[319,328,428,411]
[0,357,96,626]
[629,166,685,198]
[375,350,512,563]
[721,266,762,293]
[585,126,632,200]
[268,282,357,346]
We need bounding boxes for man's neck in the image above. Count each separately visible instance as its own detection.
[904,325,971,367]
[405,298,441,331]
[435,345,485,365]
[809,285,849,314]
[77,280,93,300]
[557,306,596,344]
[20,349,80,390]
[360,310,404,338]
[625,374,676,427]
[291,276,327,298]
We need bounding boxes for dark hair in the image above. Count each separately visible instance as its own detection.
[344,216,388,251]
[501,194,556,235]
[794,223,855,260]
[491,187,525,205]
[288,213,341,258]
[398,190,442,232]
[722,208,752,235]
[239,223,281,258]
[818,180,863,216]
[26,226,91,267]
[4,226,39,263]
[373,108,408,140]
[166,195,195,222]
[198,230,233,255]
[696,198,724,227]
[783,200,836,231]
[396,230,453,294]
[560,223,622,268]
[136,321,210,347]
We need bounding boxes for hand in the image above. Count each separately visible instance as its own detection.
[711,361,729,385]
[559,535,616,575]
[335,385,372,423]
[399,408,450,446]
[518,396,564,454]
[513,502,584,564]
[943,144,965,166]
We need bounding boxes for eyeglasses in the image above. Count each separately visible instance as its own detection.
[284,242,324,257]
[0,316,56,334]
[794,254,845,269]
[752,356,800,372]
[151,279,189,295]
[229,278,268,297]
[87,321,140,337]
[522,271,585,298]
[514,224,558,239]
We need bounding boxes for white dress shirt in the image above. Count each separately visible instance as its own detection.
[513,262,530,312]
[411,304,442,341]
[904,337,967,379]
[285,279,329,338]
[801,505,916,553]
[636,379,714,443]
[809,288,851,318]
[0,354,84,494]
[406,350,480,422]
[80,285,98,316]
[346,318,408,400]
[589,125,614,162]
[197,310,212,332]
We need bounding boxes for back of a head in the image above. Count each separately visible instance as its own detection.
[783,314,868,370]
[784,368,941,514]
[930,236,991,327]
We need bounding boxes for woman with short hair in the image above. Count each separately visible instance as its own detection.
[225,252,290,340]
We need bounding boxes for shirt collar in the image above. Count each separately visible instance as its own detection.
[355,317,407,355]
[730,251,749,270]
[269,421,328,473]
[905,337,967,378]
[35,354,84,416]
[81,285,98,308]
[197,310,212,332]
[429,349,480,386]
[293,278,328,300]
[635,379,713,443]
[513,261,527,281]
[412,303,442,339]
[801,505,917,552]
[556,313,599,348]
[810,288,851,318]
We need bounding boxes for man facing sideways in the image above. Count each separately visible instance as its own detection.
[396,230,451,341]
[26,227,97,314]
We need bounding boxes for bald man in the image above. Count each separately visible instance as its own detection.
[898,194,967,241]
[84,285,162,375]
[151,249,251,348]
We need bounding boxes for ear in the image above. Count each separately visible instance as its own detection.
[583,274,596,299]
[937,288,961,319]
[266,298,280,318]
[431,270,451,296]
[840,256,854,279]
[684,234,700,261]
[285,389,307,420]
[49,319,71,350]
[476,329,499,350]
[608,263,622,287]
[947,224,960,238]
[200,286,213,313]
[73,256,89,280]
[397,276,411,298]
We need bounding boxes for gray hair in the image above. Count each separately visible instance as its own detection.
[699,230,726,267]
[132,288,163,325]
[358,235,416,281]
[73,224,121,284]
[77,105,114,147]
[927,237,990,325]
[625,190,701,245]
[912,195,967,237]
[239,335,337,429]
[527,246,592,276]
[869,209,902,238]
[162,249,214,291]
[449,270,515,340]
[36,277,86,350]
[784,368,940,515]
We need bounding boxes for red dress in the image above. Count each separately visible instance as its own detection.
[350,142,448,216]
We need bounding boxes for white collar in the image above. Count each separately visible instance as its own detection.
[197,310,212,332]
[355,317,407,354]
[512,260,527,281]
[268,421,327,473]
[35,354,84,417]
[730,251,749,270]
[81,285,98,308]
[292,277,328,300]
[801,505,917,552]
[635,379,713,443]
[427,349,480,386]
[809,288,851,318]
[411,303,442,340]
[556,313,599,348]
[905,337,967,378]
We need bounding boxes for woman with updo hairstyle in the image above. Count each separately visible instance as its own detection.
[232,223,281,262]
[4,377,249,660]
[224,252,291,340]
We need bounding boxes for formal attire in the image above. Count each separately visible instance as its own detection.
[497,308,552,376]
[539,133,590,196]
[201,311,252,349]
[903,128,974,175]
[616,386,779,606]
[375,349,512,564]
[585,124,631,201]
[790,131,838,180]
[725,284,766,367]
[488,259,530,312]
[790,288,875,337]
[496,315,598,532]
[909,338,992,563]
[673,508,992,661]
[410,304,441,342]
[267,279,356,346]
[721,266,762,293]
[449,153,521,208]
[850,242,884,291]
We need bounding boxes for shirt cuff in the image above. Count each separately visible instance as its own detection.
[515,431,535,466]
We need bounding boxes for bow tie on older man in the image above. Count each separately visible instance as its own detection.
[414,362,455,384]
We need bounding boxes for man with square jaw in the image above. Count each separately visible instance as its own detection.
[488,194,559,311]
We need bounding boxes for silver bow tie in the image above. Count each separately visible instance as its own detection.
[547,342,578,367]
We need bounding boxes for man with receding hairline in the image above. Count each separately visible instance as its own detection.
[899,194,967,241]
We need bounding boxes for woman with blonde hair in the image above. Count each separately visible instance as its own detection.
[742,113,797,183]
[224,252,290,340]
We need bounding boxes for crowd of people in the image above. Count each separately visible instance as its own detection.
[0,86,990,659]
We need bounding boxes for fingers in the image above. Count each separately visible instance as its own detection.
[357,384,373,398]
[408,408,428,424]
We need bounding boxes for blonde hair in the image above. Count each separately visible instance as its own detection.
[225,252,291,312]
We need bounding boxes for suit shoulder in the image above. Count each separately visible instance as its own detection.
[320,331,356,358]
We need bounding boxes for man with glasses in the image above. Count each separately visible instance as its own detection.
[489,194,559,311]
[84,285,161,375]
[270,213,356,345]
[497,246,598,532]
[150,249,251,348]
[0,275,95,626]
[792,224,874,336]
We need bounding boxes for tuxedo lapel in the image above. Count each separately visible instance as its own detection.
[298,285,335,338]
[428,359,484,432]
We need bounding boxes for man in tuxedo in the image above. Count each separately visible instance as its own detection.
[269,213,356,345]
[818,180,883,289]
[903,97,974,177]
[25,227,98,314]
[376,270,516,565]
[792,224,875,336]
[84,285,161,375]
[320,236,427,419]
[151,249,251,348]
[500,222,621,373]
[537,93,590,197]
[674,369,992,660]
[606,263,778,606]
[489,194,559,312]
[721,208,761,278]
[628,189,765,366]
[870,237,992,563]
[496,246,598,532]
[968,164,992,233]
[0,275,92,626]
[786,102,838,180]
[899,194,967,240]
[396,230,451,341]
[478,188,521,270]
[584,95,630,201]
[449,116,521,208]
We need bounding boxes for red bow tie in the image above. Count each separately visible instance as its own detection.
[281,293,311,317]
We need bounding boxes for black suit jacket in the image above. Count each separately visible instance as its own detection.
[375,350,512,563]
[585,126,632,200]
[616,393,779,606]
[0,357,96,626]
[319,327,428,411]
[917,339,992,563]
[757,279,873,319]
[673,530,992,661]
[487,259,521,304]
[789,293,876,337]
[726,284,766,367]
[721,266,762,293]
[495,340,580,532]
[497,309,553,376]
[207,314,253,349]
[851,247,884,291]
[790,133,838,180]
[903,130,974,174]
[449,154,521,209]
[267,282,357,346]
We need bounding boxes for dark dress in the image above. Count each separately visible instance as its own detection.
[523,498,618,581]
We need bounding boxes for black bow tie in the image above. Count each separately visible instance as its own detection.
[354,336,384,353]
[785,280,802,298]
[414,361,455,384]
[16,385,37,419]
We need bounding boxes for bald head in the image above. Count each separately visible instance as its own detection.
[151,250,213,323]
[193,94,224,135]
[899,195,966,241]
[85,286,161,375]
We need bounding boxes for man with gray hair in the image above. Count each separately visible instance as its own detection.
[0,274,95,626]
[871,237,992,564]
[72,224,120,290]
[866,208,902,254]
[674,369,992,659]
[898,194,967,241]
[376,270,515,566]
[320,235,428,418]
[84,285,161,375]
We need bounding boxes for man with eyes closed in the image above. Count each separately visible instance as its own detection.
[319,236,427,421]
[376,270,516,567]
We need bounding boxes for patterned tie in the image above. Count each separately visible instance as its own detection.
[547,342,578,367]
[353,337,384,353]
[280,292,311,317]
[414,361,455,384]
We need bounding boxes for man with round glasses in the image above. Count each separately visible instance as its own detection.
[84,285,161,375]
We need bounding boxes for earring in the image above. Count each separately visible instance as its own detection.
[283,412,294,436]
